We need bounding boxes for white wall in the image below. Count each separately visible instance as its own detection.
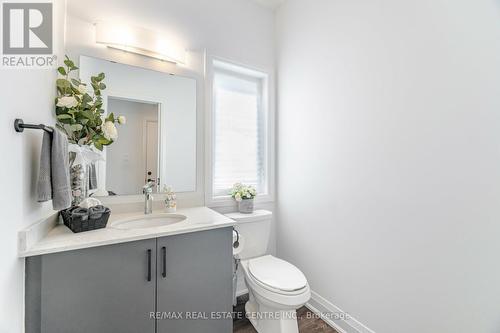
[0,1,66,331]
[66,0,275,69]
[276,0,500,332]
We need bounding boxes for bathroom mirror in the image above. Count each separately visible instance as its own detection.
[79,55,197,195]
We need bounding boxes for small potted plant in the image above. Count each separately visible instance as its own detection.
[162,185,177,213]
[230,183,257,214]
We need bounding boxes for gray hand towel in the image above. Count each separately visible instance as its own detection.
[71,207,89,221]
[37,128,72,210]
[89,205,106,219]
[37,131,52,202]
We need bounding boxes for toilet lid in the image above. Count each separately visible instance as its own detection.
[248,255,307,292]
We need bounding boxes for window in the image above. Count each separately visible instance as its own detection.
[210,59,271,200]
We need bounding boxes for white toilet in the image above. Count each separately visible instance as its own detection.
[226,210,310,333]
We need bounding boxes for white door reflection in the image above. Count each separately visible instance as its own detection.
[106,97,160,195]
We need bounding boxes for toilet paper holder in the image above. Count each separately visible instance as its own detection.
[232,227,241,307]
[233,228,240,249]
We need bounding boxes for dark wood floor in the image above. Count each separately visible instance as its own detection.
[233,294,338,333]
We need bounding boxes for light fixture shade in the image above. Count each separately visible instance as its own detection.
[95,21,186,64]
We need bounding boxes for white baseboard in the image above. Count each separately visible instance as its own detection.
[236,285,375,333]
[306,291,375,333]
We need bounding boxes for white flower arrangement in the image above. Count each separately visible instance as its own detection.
[117,115,127,124]
[55,55,126,150]
[102,121,118,140]
[56,96,79,108]
[229,183,257,202]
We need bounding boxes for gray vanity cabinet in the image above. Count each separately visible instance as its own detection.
[156,228,233,333]
[26,238,157,333]
[25,227,233,333]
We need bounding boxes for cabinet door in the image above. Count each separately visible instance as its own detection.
[156,228,233,333]
[27,239,157,333]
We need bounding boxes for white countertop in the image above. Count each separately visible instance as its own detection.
[19,207,236,257]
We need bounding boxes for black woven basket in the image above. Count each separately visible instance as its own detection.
[61,206,111,233]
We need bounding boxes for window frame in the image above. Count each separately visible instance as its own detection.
[205,56,275,207]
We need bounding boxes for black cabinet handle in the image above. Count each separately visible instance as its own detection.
[162,246,167,278]
[147,249,152,282]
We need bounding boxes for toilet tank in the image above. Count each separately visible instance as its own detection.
[225,210,272,260]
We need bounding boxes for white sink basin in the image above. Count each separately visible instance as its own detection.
[111,214,187,230]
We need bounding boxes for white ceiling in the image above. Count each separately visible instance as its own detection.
[251,0,287,9]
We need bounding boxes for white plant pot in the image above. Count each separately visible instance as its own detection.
[165,207,176,213]
[238,199,254,214]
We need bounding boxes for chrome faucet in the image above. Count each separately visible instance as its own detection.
[143,181,155,215]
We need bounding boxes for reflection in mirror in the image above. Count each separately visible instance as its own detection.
[106,98,160,195]
[79,56,197,197]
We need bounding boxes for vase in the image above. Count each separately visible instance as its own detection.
[69,154,88,206]
[238,199,254,214]
[68,144,103,206]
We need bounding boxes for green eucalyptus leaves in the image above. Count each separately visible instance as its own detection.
[55,55,125,150]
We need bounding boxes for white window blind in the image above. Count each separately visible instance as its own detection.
[212,63,267,197]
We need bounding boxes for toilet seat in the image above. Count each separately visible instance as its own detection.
[247,255,308,295]
[240,256,311,333]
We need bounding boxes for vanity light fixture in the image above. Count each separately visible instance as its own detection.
[95,22,186,65]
